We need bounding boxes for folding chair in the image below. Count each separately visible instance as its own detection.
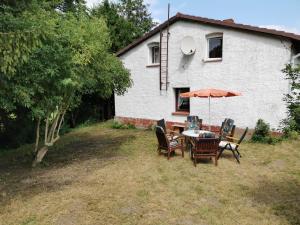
[218,127,248,163]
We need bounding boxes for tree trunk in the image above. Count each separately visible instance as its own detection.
[32,146,48,167]
[70,110,78,128]
[34,118,41,153]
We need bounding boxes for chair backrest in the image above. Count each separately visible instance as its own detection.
[155,126,169,149]
[186,116,202,130]
[238,127,248,145]
[157,119,167,132]
[220,118,234,140]
[187,115,198,123]
[194,138,219,154]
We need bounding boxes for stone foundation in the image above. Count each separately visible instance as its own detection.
[115,116,221,133]
[114,116,282,140]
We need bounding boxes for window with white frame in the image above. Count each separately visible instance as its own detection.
[207,34,223,59]
[148,42,160,65]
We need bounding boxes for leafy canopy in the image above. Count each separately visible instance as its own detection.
[282,64,300,132]
[91,0,156,52]
[0,1,132,118]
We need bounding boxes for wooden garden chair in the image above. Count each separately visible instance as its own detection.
[157,119,180,141]
[192,138,220,166]
[218,127,248,163]
[219,118,235,141]
[186,116,203,130]
[155,126,184,160]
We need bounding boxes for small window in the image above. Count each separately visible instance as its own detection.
[175,88,190,112]
[148,42,160,65]
[207,35,223,59]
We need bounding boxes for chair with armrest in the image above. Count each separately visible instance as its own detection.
[219,118,235,141]
[192,138,220,166]
[218,127,248,163]
[155,126,184,160]
[157,119,180,141]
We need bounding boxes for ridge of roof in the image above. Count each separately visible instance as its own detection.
[116,12,300,56]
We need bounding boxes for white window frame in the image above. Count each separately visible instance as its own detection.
[205,33,223,62]
[147,42,160,66]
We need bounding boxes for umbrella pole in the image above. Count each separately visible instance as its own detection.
[209,96,211,131]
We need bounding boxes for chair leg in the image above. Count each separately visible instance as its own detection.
[167,149,171,160]
[231,149,240,163]
[181,148,184,158]
[236,149,242,158]
[194,157,197,167]
[217,148,224,159]
[215,155,218,166]
[189,147,193,160]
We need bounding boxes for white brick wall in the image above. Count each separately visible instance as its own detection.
[115,21,292,129]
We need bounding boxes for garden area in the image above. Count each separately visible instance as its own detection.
[0,121,299,225]
[1,1,300,225]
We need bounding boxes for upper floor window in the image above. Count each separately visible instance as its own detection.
[148,42,160,65]
[207,34,223,59]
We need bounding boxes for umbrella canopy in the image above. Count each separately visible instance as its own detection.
[180,88,241,98]
[180,88,242,130]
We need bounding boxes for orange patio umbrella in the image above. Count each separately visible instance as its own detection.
[180,88,242,130]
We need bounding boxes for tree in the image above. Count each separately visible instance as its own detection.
[57,0,86,13]
[0,3,132,165]
[91,0,156,52]
[118,0,155,37]
[282,64,300,133]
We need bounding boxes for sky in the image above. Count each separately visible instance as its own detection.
[85,0,300,34]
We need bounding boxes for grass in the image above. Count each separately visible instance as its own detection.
[0,121,299,225]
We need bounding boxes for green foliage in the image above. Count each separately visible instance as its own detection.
[91,0,156,52]
[0,108,35,149]
[1,4,132,116]
[281,64,300,133]
[0,2,132,159]
[251,119,270,142]
[251,119,275,143]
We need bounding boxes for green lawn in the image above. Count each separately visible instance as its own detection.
[0,122,299,225]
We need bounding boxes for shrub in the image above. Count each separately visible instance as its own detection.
[251,119,270,143]
[251,119,287,144]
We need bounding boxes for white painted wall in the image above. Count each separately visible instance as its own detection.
[115,21,292,129]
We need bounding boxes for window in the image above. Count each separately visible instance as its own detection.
[207,34,223,59]
[175,88,190,112]
[148,42,160,65]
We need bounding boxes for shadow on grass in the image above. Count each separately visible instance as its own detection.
[249,179,300,225]
[0,130,136,207]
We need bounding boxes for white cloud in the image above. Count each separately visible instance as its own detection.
[259,25,300,35]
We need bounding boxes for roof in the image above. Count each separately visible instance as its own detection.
[116,12,300,57]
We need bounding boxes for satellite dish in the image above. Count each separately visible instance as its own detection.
[181,36,196,55]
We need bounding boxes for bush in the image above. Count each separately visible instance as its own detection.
[251,119,283,144]
[251,119,270,142]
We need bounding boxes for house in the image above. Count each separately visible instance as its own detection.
[114,13,300,130]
